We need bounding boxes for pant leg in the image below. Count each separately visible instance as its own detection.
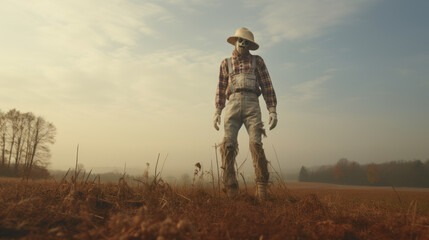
[220,95,242,188]
[242,95,269,184]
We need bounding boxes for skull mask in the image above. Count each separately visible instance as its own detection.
[235,37,250,54]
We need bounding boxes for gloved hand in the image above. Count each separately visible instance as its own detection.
[268,107,278,130]
[213,108,222,131]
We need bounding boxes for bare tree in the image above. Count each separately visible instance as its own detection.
[6,109,20,168]
[23,113,36,168]
[13,112,28,171]
[0,111,6,167]
[0,109,56,178]
[26,116,56,177]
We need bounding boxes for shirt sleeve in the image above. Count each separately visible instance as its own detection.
[255,56,277,109]
[215,58,229,110]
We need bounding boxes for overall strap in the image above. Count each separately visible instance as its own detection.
[251,56,256,70]
[227,57,232,75]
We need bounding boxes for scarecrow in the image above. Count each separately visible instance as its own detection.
[214,27,278,200]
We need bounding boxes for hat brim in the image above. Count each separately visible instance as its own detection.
[227,36,259,51]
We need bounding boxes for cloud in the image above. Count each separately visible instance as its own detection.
[0,0,173,71]
[0,0,225,118]
[256,0,373,44]
[0,0,172,65]
[290,74,331,102]
[0,1,226,171]
[34,1,169,46]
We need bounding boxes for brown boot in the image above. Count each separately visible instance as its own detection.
[226,187,238,198]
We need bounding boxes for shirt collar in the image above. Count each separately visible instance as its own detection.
[232,49,251,60]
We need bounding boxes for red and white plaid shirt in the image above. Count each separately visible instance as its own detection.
[216,50,277,110]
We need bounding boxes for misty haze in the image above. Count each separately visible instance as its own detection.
[0,0,428,239]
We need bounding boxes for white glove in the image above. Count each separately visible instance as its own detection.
[268,107,278,130]
[213,108,222,131]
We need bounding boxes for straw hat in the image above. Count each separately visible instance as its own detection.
[227,27,259,51]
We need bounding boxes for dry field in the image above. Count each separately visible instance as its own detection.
[0,177,428,240]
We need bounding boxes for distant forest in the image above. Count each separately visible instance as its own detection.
[299,158,429,188]
[0,109,56,179]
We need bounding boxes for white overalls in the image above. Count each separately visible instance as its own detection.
[221,56,269,190]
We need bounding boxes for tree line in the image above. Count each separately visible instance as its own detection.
[299,158,429,188]
[0,109,56,179]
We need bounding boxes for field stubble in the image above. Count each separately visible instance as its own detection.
[0,177,428,240]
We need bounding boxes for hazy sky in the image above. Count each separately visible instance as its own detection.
[1,0,428,177]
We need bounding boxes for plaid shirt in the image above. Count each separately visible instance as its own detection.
[216,50,277,110]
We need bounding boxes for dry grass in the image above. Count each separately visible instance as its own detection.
[0,177,428,240]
